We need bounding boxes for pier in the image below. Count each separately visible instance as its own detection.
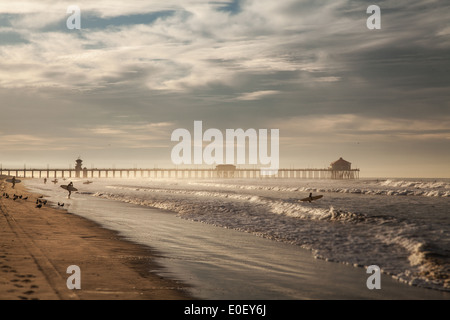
[0,157,359,180]
[0,167,359,180]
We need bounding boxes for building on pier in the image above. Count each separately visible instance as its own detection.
[329,157,357,179]
[330,157,352,171]
[216,164,236,178]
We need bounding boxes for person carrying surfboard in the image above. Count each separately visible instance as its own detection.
[67,182,74,199]
[6,177,21,188]
[300,193,323,203]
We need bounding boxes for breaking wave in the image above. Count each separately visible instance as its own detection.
[93,184,449,292]
[187,179,450,197]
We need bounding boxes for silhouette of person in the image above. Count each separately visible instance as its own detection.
[11,177,16,189]
[67,182,74,199]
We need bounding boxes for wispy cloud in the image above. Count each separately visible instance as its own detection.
[0,134,80,151]
[236,90,280,101]
[274,114,450,146]
[71,121,176,149]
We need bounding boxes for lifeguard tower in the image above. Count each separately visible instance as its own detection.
[75,158,83,178]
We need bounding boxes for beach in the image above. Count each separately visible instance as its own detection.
[0,178,190,300]
[1,177,449,300]
[1,177,445,300]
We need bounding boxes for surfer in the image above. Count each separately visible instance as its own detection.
[67,182,74,199]
[11,177,16,189]
[300,193,322,203]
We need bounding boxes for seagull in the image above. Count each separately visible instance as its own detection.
[36,204,42,209]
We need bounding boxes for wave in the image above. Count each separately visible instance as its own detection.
[187,180,450,197]
[101,185,374,223]
[92,185,449,291]
[380,179,450,190]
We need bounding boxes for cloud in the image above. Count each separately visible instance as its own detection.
[71,121,177,149]
[235,90,280,101]
[0,1,353,92]
[0,1,449,173]
[1,1,449,109]
[273,114,450,146]
[0,134,79,151]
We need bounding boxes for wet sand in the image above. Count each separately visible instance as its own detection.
[0,178,190,300]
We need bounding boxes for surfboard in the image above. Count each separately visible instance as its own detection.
[61,185,78,192]
[6,179,21,184]
[300,195,323,202]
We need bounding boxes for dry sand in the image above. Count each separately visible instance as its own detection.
[0,178,190,300]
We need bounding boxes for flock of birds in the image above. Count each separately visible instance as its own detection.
[1,192,66,209]
[0,178,84,210]
[1,193,28,201]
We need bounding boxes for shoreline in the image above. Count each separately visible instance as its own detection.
[0,178,191,300]
[3,177,449,300]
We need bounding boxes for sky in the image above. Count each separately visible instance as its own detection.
[0,0,449,178]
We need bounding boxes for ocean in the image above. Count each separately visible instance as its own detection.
[25,177,449,297]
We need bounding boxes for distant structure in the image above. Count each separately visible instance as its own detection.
[329,157,356,179]
[216,164,236,178]
[75,158,83,178]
